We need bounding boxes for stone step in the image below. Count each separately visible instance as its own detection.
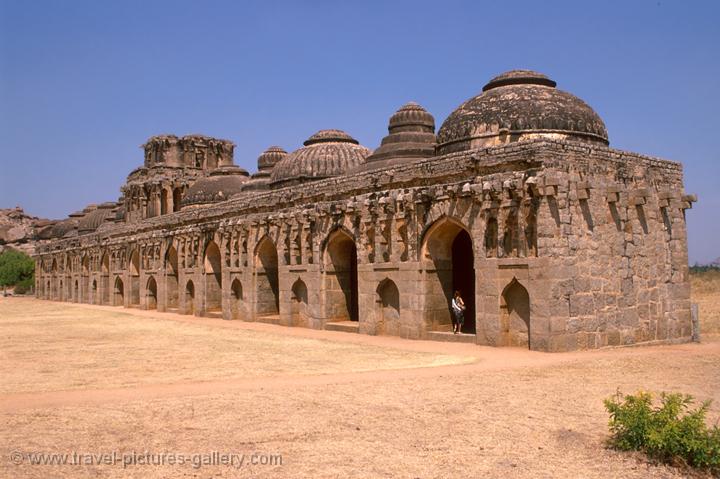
[324,321,360,333]
[204,311,223,319]
[426,331,476,343]
[255,314,281,325]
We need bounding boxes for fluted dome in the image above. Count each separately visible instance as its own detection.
[182,165,250,207]
[270,130,371,188]
[78,202,116,234]
[354,102,436,173]
[437,70,608,155]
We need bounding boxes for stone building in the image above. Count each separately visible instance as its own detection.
[34,70,697,351]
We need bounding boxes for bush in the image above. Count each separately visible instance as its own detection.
[0,249,35,289]
[604,390,720,475]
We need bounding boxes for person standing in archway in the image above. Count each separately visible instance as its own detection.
[451,290,466,334]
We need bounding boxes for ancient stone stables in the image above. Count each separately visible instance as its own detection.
[34,70,696,352]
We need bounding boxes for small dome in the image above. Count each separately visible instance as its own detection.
[354,102,436,173]
[270,129,371,187]
[257,146,288,172]
[182,165,250,207]
[437,70,608,155]
[78,203,116,234]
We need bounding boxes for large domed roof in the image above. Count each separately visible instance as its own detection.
[78,202,116,234]
[182,165,250,207]
[270,129,370,187]
[436,70,608,155]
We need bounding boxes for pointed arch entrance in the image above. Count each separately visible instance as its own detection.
[204,241,222,312]
[500,279,531,348]
[129,248,140,306]
[185,280,195,315]
[114,277,124,305]
[146,276,158,310]
[421,217,475,334]
[376,279,400,336]
[254,236,279,316]
[290,279,308,327]
[165,244,179,310]
[101,253,110,304]
[230,278,243,319]
[323,229,358,322]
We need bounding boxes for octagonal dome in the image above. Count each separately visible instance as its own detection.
[270,129,370,188]
[436,70,608,155]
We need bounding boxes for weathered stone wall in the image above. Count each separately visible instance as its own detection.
[34,139,694,351]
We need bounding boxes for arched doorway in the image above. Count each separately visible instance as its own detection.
[74,280,79,303]
[114,277,124,305]
[422,217,475,334]
[173,188,182,212]
[101,253,110,304]
[254,237,279,316]
[323,229,358,322]
[161,188,170,215]
[376,279,400,336]
[185,280,195,315]
[81,255,90,302]
[59,279,64,301]
[146,276,158,310]
[500,279,531,348]
[165,245,179,310]
[230,278,243,319]
[290,279,308,327]
[204,241,222,312]
[129,248,140,306]
[91,279,97,304]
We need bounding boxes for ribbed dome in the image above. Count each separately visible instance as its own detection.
[256,146,288,172]
[354,102,436,173]
[78,202,116,234]
[437,70,608,155]
[270,130,371,187]
[182,165,250,207]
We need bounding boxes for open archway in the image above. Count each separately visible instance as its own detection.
[101,253,110,304]
[114,277,124,305]
[204,241,222,312]
[323,229,358,322]
[74,279,79,302]
[230,278,243,319]
[500,278,531,348]
[173,187,183,212]
[421,217,475,334]
[290,279,308,327]
[91,279,97,304]
[165,244,179,310]
[81,255,90,302]
[185,280,195,315]
[254,236,279,316]
[146,276,158,310]
[129,248,140,306]
[376,279,400,336]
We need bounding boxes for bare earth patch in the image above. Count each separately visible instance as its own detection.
[1,297,718,478]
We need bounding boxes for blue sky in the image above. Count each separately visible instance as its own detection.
[1,0,718,263]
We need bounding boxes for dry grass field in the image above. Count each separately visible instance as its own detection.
[1,285,719,478]
[691,269,720,335]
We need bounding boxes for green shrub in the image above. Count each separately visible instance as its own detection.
[604,390,720,475]
[0,249,35,289]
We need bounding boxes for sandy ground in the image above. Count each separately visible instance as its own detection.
[1,297,719,478]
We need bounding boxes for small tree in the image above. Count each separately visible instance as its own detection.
[0,250,35,293]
